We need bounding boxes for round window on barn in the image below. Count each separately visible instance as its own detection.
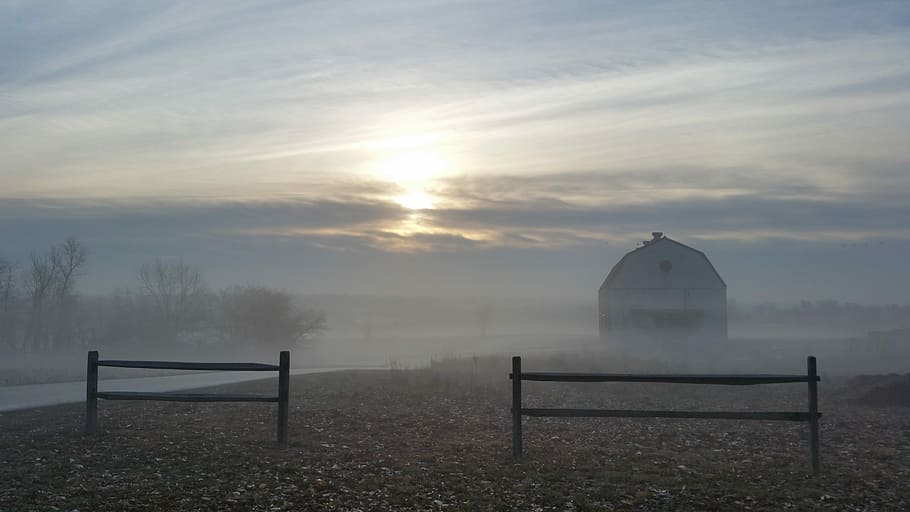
[659,259,672,272]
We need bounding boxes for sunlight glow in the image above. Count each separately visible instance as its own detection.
[375,148,448,210]
[396,190,435,210]
[377,150,447,186]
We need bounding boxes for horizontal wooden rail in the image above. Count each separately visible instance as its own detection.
[515,372,816,385]
[521,408,820,421]
[95,391,280,403]
[86,350,290,444]
[510,355,822,475]
[97,360,280,371]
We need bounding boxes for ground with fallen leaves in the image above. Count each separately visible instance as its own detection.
[1,362,908,511]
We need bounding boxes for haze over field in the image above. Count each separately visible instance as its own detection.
[1,1,909,305]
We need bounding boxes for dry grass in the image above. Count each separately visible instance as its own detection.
[1,364,908,511]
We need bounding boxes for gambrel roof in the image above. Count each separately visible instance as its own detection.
[600,236,725,291]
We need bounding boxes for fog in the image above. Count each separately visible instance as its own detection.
[2,2,909,391]
[3,259,908,392]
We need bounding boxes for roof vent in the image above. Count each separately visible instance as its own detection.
[643,231,664,245]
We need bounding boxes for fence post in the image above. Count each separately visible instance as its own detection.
[512,356,522,458]
[277,350,290,445]
[85,350,98,434]
[807,355,819,475]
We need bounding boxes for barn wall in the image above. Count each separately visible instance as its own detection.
[602,289,727,352]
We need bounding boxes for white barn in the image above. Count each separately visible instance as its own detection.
[599,232,727,353]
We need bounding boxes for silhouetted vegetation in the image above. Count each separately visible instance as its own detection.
[217,286,325,349]
[0,241,324,355]
[728,299,910,334]
[1,238,87,353]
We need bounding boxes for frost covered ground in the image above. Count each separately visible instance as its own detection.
[1,361,907,511]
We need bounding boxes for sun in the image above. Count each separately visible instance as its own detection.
[375,149,447,210]
[377,150,447,186]
[396,190,435,210]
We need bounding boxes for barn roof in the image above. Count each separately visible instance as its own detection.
[600,236,726,291]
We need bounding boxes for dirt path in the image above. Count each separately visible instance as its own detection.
[0,367,380,412]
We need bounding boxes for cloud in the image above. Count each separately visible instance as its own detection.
[2,1,909,198]
[2,1,910,301]
[425,168,910,245]
[0,196,399,248]
[3,161,909,261]
[1,191,908,303]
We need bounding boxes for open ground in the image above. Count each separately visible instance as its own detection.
[1,357,908,511]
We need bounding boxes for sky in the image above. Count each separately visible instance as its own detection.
[1,0,909,304]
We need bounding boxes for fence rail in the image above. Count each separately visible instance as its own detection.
[97,360,280,371]
[85,350,290,444]
[518,373,813,385]
[510,355,821,474]
[94,392,281,403]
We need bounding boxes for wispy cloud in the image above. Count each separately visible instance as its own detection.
[1,1,909,300]
[3,1,908,197]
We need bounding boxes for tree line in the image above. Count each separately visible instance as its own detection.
[727,299,910,332]
[0,238,325,354]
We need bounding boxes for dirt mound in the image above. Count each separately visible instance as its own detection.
[847,373,910,407]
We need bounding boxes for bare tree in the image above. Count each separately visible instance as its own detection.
[0,257,18,351]
[49,237,87,350]
[218,286,325,349]
[50,238,87,300]
[138,259,209,344]
[23,253,56,352]
[17,238,90,352]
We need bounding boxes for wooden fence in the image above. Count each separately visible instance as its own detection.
[85,350,290,444]
[510,355,821,474]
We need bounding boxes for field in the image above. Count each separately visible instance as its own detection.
[1,360,908,511]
